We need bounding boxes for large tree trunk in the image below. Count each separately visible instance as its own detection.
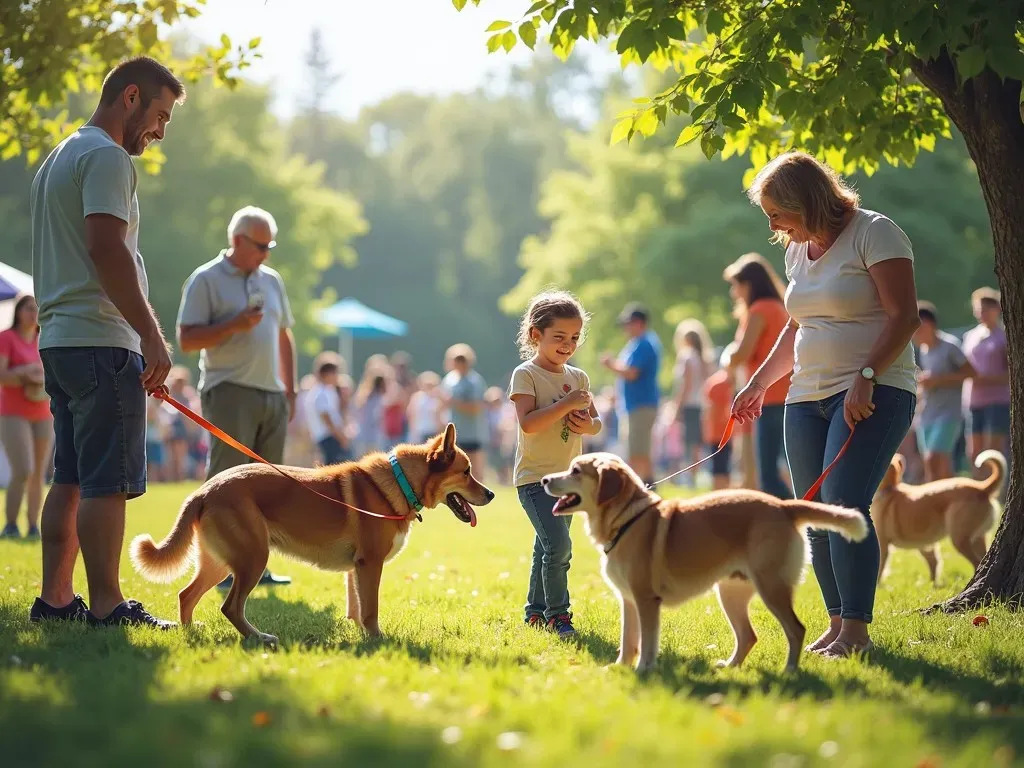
[910,55,1024,611]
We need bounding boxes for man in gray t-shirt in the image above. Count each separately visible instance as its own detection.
[177,205,297,588]
[29,57,184,629]
[913,302,974,481]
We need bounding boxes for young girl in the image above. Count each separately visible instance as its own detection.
[671,318,714,486]
[508,290,602,639]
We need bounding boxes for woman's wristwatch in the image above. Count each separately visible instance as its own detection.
[859,367,878,385]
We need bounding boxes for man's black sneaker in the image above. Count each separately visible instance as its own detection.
[29,594,89,622]
[86,599,177,630]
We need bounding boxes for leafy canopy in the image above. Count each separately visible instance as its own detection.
[455,0,1024,178]
[0,0,260,165]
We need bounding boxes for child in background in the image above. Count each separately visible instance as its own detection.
[508,290,602,640]
[703,342,739,490]
[441,344,489,471]
[307,352,350,465]
[407,371,444,443]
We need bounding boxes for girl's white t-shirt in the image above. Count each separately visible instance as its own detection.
[508,360,590,487]
[783,208,918,404]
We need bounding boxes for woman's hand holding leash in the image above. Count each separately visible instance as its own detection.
[843,375,875,429]
[731,379,766,425]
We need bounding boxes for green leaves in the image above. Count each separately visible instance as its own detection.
[519,22,537,50]
[486,20,512,32]
[956,46,987,80]
[1,0,261,166]
[471,0,1016,176]
[610,117,634,145]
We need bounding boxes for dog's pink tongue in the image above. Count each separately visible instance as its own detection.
[468,504,477,527]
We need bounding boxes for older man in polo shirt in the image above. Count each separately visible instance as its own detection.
[177,205,296,588]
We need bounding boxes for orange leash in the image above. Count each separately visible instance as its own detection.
[150,388,413,522]
[647,415,855,502]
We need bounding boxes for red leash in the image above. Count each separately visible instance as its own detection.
[150,388,413,521]
[647,415,855,501]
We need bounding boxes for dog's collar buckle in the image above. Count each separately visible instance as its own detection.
[388,454,424,516]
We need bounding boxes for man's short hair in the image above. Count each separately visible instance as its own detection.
[917,300,938,325]
[99,56,186,108]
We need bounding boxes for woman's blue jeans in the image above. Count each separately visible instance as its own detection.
[784,385,915,623]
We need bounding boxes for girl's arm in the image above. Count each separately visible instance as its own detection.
[512,392,578,435]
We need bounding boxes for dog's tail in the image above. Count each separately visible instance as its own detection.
[975,449,1007,497]
[129,491,203,583]
[784,500,869,542]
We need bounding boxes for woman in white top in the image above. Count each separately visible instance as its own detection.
[732,151,920,660]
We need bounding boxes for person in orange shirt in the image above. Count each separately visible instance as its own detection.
[723,253,792,499]
[702,343,738,491]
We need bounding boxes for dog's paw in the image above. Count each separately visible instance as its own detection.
[244,633,279,650]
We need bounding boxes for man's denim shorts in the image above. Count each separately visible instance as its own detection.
[41,347,147,499]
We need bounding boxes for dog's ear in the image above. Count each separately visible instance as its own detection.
[428,423,458,470]
[597,464,625,507]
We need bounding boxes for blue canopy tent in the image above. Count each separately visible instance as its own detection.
[0,261,34,329]
[317,297,408,370]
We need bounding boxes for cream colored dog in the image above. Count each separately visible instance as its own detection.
[873,449,1004,584]
[542,453,868,672]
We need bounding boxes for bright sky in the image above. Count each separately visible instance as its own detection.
[180,0,617,119]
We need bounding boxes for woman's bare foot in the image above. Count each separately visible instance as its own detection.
[805,616,842,653]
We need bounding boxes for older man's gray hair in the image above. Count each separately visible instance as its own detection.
[227,205,278,242]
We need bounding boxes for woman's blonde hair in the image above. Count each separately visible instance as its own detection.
[746,151,860,245]
[673,318,714,363]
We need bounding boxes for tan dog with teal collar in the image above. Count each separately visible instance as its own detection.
[542,453,868,672]
[131,424,493,646]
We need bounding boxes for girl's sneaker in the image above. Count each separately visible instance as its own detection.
[547,613,577,640]
[25,526,40,540]
[525,613,545,628]
[0,523,20,539]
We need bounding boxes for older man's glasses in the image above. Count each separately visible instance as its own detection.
[242,234,276,252]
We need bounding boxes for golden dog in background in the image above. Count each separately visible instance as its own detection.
[872,449,1004,584]
[131,424,493,646]
[542,453,867,672]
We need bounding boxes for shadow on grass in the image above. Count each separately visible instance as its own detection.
[871,646,1024,706]
[0,602,474,768]
[573,627,847,701]
[171,590,538,669]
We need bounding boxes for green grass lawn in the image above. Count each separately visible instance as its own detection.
[1,482,1022,767]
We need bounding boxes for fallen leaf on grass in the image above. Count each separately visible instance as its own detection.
[915,757,941,768]
[972,615,990,626]
[317,705,331,718]
[717,706,745,726]
[251,711,272,727]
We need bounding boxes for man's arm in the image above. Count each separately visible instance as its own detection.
[84,214,171,389]
[279,326,297,396]
[178,314,256,352]
[85,215,162,344]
